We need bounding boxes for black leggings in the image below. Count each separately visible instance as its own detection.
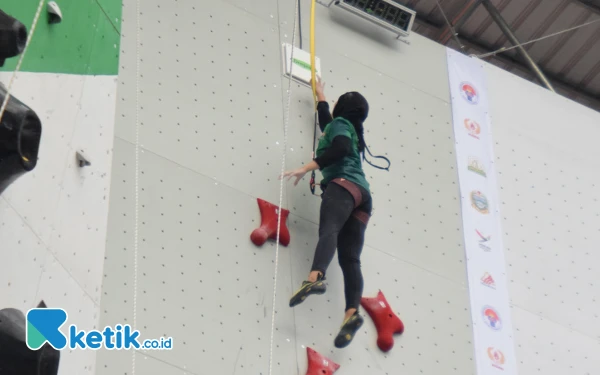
[310,180,372,312]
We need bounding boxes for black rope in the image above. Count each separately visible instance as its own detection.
[363,144,391,171]
[298,0,303,49]
[310,111,318,195]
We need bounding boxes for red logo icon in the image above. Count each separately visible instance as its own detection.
[476,229,492,251]
[481,272,496,289]
[482,306,503,331]
[464,119,481,139]
[487,347,505,370]
[460,82,479,104]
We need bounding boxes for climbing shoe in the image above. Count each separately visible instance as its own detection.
[289,274,326,307]
[334,311,364,348]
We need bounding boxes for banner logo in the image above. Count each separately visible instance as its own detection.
[468,156,486,177]
[476,229,491,251]
[482,306,502,331]
[460,82,479,104]
[481,272,496,289]
[464,119,481,139]
[449,49,516,375]
[487,347,505,370]
[470,191,489,214]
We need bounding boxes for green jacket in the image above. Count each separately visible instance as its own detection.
[315,117,370,192]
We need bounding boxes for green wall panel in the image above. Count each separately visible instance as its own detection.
[0,0,122,75]
[96,0,122,32]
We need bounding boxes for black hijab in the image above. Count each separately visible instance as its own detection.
[332,91,369,152]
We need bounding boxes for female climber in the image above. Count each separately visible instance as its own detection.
[281,78,373,349]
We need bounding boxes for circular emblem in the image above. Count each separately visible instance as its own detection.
[464,118,481,138]
[482,306,502,331]
[460,82,479,104]
[470,191,489,214]
[487,347,505,368]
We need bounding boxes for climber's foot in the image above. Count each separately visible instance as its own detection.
[289,274,326,307]
[334,311,364,348]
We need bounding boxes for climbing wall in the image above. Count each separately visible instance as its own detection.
[485,63,600,374]
[0,72,117,374]
[97,0,475,374]
[0,0,121,374]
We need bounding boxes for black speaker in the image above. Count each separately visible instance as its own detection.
[0,82,42,195]
[0,9,27,67]
[0,301,60,375]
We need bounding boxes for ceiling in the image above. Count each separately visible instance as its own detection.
[404,0,600,112]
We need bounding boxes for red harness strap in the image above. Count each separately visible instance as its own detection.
[352,210,371,226]
[330,178,371,225]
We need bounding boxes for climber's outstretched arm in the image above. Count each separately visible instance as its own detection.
[317,102,332,132]
[281,160,319,186]
[313,77,332,132]
[282,135,351,186]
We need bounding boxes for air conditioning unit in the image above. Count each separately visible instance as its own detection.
[325,0,417,38]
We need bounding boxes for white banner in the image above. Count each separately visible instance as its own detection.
[446,49,518,375]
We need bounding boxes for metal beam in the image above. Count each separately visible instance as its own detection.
[480,0,556,92]
[489,0,543,51]
[411,16,600,111]
[438,0,482,45]
[457,35,599,106]
[576,0,600,16]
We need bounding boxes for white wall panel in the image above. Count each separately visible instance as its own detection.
[99,1,474,374]
[486,62,600,372]
[277,0,451,101]
[0,71,117,374]
[0,198,47,311]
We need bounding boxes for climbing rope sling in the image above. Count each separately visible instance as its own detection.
[306,3,390,197]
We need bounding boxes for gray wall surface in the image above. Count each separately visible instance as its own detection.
[486,63,600,375]
[0,72,117,375]
[97,0,475,374]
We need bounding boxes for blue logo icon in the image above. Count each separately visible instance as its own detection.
[27,308,68,350]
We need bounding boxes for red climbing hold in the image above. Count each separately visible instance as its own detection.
[361,290,404,352]
[305,347,340,375]
[250,198,290,247]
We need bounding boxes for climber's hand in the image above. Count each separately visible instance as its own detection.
[281,167,307,186]
[311,76,326,102]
